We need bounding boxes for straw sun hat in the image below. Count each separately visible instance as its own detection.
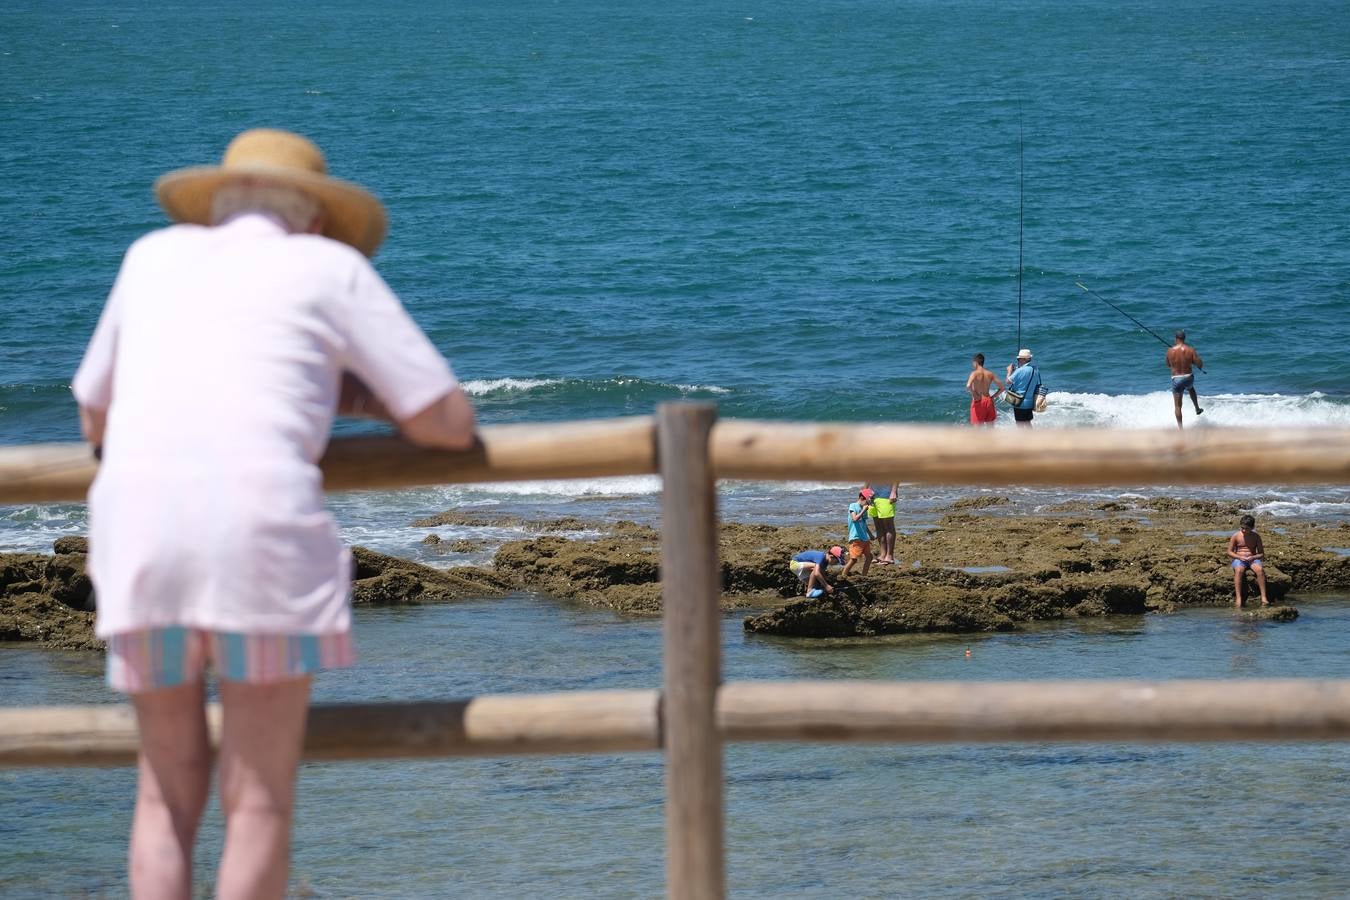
[154,129,388,256]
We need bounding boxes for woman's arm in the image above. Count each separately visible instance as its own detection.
[79,404,107,448]
[398,386,477,451]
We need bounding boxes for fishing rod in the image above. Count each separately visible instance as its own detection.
[1016,103,1024,355]
[1075,281,1206,374]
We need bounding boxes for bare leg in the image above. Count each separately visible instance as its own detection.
[1189,387,1203,415]
[216,676,312,900]
[1233,565,1244,608]
[129,680,212,900]
[1173,392,1184,429]
[861,545,873,575]
[1253,563,1269,605]
[840,556,857,579]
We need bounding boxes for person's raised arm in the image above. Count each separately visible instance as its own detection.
[341,258,477,451]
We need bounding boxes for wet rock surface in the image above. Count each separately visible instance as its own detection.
[3,495,1340,648]
[1,548,99,649]
[0,542,513,650]
[477,498,1335,636]
[350,546,514,606]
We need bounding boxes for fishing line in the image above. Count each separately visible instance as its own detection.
[1075,281,1207,374]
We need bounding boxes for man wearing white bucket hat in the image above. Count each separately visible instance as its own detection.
[73,128,477,898]
[1004,348,1043,427]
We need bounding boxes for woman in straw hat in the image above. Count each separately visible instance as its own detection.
[73,128,477,898]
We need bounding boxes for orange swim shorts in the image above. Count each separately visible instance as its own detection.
[970,395,997,424]
[848,539,871,559]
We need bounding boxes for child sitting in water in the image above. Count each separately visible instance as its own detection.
[1226,514,1270,608]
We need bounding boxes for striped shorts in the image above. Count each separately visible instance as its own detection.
[105,627,355,694]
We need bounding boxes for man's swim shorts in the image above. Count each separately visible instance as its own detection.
[1231,557,1262,570]
[1171,374,1195,394]
[970,396,997,424]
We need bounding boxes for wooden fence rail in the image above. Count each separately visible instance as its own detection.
[5,421,1350,505]
[4,680,1349,769]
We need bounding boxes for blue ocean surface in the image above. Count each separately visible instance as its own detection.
[3,0,1350,895]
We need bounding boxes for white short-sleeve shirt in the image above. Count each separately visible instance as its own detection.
[73,213,459,637]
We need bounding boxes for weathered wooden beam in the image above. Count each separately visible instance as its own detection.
[7,423,1350,505]
[0,416,658,504]
[0,690,660,768]
[658,403,726,900]
[711,422,1350,486]
[718,679,1350,743]
[4,680,1350,769]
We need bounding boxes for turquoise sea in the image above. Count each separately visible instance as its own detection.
[3,0,1350,895]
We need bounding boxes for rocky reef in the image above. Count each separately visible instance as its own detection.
[0,536,99,649]
[0,539,512,650]
[480,498,1336,637]
[4,496,1344,649]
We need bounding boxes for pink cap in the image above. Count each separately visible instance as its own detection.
[860,488,875,499]
[829,546,845,559]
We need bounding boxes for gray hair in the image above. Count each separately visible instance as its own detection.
[210,181,322,232]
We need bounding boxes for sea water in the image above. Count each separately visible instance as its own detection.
[5,599,1350,896]
[3,0,1350,894]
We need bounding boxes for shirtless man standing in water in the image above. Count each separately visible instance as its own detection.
[1166,329,1204,428]
[966,353,1004,426]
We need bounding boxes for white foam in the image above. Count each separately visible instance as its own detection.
[435,475,663,497]
[460,378,563,396]
[1252,500,1350,518]
[1035,390,1350,430]
[675,383,731,395]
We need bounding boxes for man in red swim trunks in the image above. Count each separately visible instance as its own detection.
[966,353,1004,426]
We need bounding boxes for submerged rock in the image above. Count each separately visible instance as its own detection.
[350,546,512,605]
[1239,605,1299,622]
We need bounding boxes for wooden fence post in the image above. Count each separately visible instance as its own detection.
[658,402,725,900]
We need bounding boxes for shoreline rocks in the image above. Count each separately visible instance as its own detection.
[3,496,1343,648]
[0,542,514,651]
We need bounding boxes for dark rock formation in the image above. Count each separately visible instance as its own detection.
[0,546,98,649]
[0,541,515,650]
[2,496,1338,648]
[350,546,512,605]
